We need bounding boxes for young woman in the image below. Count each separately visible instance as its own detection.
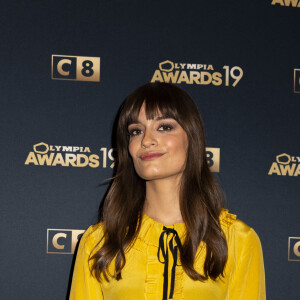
[69,82,266,300]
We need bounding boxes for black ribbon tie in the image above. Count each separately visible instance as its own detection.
[157,226,183,300]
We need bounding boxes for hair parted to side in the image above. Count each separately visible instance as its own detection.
[91,82,228,282]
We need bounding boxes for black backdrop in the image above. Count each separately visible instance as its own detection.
[1,1,300,299]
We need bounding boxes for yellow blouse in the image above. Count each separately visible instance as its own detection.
[69,209,266,300]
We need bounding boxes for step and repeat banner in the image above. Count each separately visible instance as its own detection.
[1,1,299,299]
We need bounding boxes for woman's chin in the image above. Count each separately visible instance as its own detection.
[137,172,165,181]
[138,171,183,182]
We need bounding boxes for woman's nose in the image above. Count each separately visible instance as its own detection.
[141,129,157,148]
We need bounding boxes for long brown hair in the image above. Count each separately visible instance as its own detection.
[91,82,227,282]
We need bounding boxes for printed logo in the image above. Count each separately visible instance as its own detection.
[294,69,300,93]
[47,229,85,254]
[51,55,100,82]
[288,237,300,261]
[271,0,300,8]
[268,153,300,176]
[151,60,243,87]
[24,142,115,168]
[206,148,220,173]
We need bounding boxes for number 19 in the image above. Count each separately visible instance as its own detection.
[223,66,243,87]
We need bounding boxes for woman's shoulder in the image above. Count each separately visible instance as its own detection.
[220,208,262,246]
[79,222,105,252]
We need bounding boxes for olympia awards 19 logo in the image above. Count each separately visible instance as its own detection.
[150,60,243,87]
[268,153,300,177]
[25,142,115,168]
[51,54,100,82]
[271,0,300,8]
[25,142,221,172]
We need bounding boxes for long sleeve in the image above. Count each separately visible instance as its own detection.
[69,226,103,300]
[229,226,266,300]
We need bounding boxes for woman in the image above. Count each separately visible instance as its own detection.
[69,82,266,300]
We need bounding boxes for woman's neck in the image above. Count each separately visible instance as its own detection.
[143,177,183,226]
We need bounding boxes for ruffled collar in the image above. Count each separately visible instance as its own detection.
[136,213,185,248]
[136,209,236,247]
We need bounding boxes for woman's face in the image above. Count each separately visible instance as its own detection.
[128,103,188,181]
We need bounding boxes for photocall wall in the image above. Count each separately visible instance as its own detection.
[1,0,299,299]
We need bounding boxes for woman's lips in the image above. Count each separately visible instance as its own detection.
[140,153,165,161]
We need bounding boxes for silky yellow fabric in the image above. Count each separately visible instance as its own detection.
[69,209,266,299]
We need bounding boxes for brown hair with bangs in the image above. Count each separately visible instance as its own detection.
[91,82,228,282]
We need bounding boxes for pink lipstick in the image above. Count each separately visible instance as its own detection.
[140,153,164,161]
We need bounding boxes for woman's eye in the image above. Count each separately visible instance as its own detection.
[128,128,143,137]
[158,123,174,131]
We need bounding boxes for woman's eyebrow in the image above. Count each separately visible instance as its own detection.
[128,116,172,126]
[154,116,172,121]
